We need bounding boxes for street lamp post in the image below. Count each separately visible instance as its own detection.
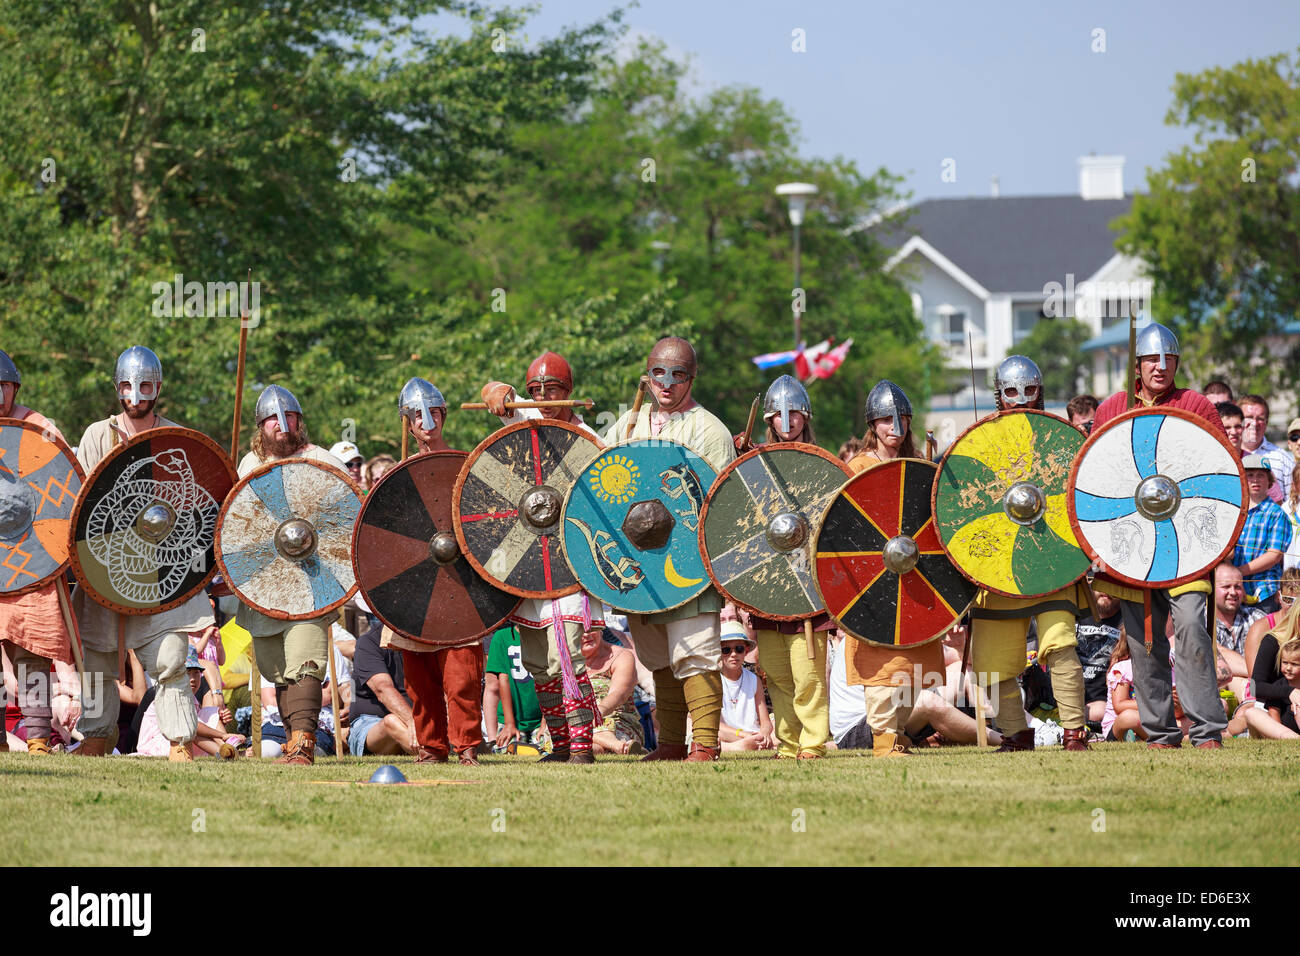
[775,182,818,351]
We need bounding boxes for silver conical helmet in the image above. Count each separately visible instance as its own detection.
[399,377,446,432]
[114,346,162,404]
[0,350,19,387]
[1135,322,1179,371]
[763,374,812,436]
[255,385,302,434]
[994,355,1043,409]
[865,380,912,437]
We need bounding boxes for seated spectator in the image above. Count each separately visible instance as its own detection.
[1244,568,1300,673]
[484,625,544,754]
[1074,589,1122,726]
[1234,455,1292,615]
[136,647,243,758]
[349,620,416,757]
[1203,380,1233,405]
[1240,394,1293,504]
[1244,628,1300,740]
[1102,638,1142,741]
[1066,394,1098,434]
[258,642,349,758]
[579,625,645,755]
[50,660,81,750]
[718,622,774,751]
[364,454,397,490]
[1282,432,1300,571]
[1217,402,1244,455]
[330,440,365,489]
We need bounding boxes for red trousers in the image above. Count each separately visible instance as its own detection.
[401,644,484,758]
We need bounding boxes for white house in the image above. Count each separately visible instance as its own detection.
[876,157,1151,432]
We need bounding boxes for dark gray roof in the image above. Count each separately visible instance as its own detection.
[883,195,1134,294]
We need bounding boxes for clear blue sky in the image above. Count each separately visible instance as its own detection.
[451,0,1300,201]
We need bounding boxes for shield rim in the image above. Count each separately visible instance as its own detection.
[931,408,1089,599]
[215,456,362,621]
[814,457,975,648]
[560,437,715,614]
[0,416,86,596]
[69,426,236,615]
[1066,405,1247,590]
[452,418,604,599]
[354,449,520,647]
[699,441,850,621]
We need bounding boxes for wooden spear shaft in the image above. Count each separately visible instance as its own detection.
[459,399,594,410]
[739,396,760,453]
[626,379,647,441]
[230,268,252,460]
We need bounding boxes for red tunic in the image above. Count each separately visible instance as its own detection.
[1094,386,1226,437]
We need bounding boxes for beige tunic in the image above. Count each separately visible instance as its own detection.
[71,415,214,652]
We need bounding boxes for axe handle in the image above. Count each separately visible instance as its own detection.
[400,418,408,463]
[804,619,815,660]
[327,623,343,760]
[740,396,760,453]
[460,399,593,410]
[626,380,647,440]
[250,640,261,759]
[55,577,86,691]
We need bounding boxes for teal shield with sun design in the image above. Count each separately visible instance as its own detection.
[561,439,717,614]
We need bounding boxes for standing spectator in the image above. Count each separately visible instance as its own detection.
[1283,419,1300,571]
[1066,395,1098,434]
[1203,381,1233,405]
[349,620,416,757]
[330,441,366,489]
[1074,589,1122,726]
[1216,402,1244,455]
[1234,456,1292,615]
[1239,394,1293,503]
[484,625,544,752]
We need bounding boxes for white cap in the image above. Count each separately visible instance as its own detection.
[720,620,755,646]
[330,441,362,464]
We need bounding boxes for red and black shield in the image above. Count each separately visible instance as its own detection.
[355,451,519,646]
[814,458,976,647]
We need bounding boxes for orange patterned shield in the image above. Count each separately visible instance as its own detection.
[0,418,85,594]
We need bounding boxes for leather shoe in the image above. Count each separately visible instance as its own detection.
[640,742,689,762]
[1146,741,1181,750]
[684,742,720,762]
[1062,727,1090,752]
[1194,739,1223,750]
[995,729,1035,753]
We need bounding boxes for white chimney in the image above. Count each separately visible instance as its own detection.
[1078,155,1125,200]
[990,174,999,198]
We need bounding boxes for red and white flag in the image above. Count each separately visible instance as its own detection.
[795,338,853,382]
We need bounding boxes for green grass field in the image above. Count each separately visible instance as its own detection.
[3,742,1298,866]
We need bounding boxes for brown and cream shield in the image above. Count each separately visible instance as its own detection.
[453,419,603,599]
[0,418,84,595]
[700,442,850,620]
[216,458,362,621]
[357,451,520,645]
[71,427,236,614]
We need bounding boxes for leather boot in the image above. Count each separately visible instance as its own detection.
[639,742,689,762]
[168,741,194,762]
[567,750,596,765]
[872,732,911,758]
[78,736,109,757]
[1062,727,1090,752]
[538,747,570,763]
[684,742,720,762]
[415,745,448,763]
[995,729,1035,753]
[26,737,52,755]
[275,730,317,765]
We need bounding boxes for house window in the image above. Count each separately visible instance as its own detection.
[1013,306,1045,344]
[943,310,966,344]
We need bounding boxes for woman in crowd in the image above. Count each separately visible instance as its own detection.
[578,625,645,755]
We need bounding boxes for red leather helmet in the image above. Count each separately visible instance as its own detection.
[525,351,573,393]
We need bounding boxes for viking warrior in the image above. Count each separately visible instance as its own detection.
[1091,324,1228,749]
[479,354,608,764]
[232,384,348,765]
[72,346,219,760]
[606,337,735,761]
[842,380,941,756]
[743,374,831,758]
[385,377,489,765]
[0,349,76,753]
[964,356,1092,753]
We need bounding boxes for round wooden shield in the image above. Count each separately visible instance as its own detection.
[70,427,237,614]
[1068,406,1246,589]
[932,409,1090,598]
[561,439,718,614]
[0,418,84,595]
[216,457,362,620]
[814,458,977,647]
[453,419,603,599]
[356,451,520,646]
[699,442,850,620]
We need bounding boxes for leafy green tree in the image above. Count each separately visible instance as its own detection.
[1017,318,1092,402]
[1116,48,1300,396]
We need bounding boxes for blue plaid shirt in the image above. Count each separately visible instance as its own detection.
[1233,498,1292,602]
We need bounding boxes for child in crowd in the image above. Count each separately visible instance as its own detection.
[1244,626,1300,739]
[136,647,243,758]
[718,622,774,751]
